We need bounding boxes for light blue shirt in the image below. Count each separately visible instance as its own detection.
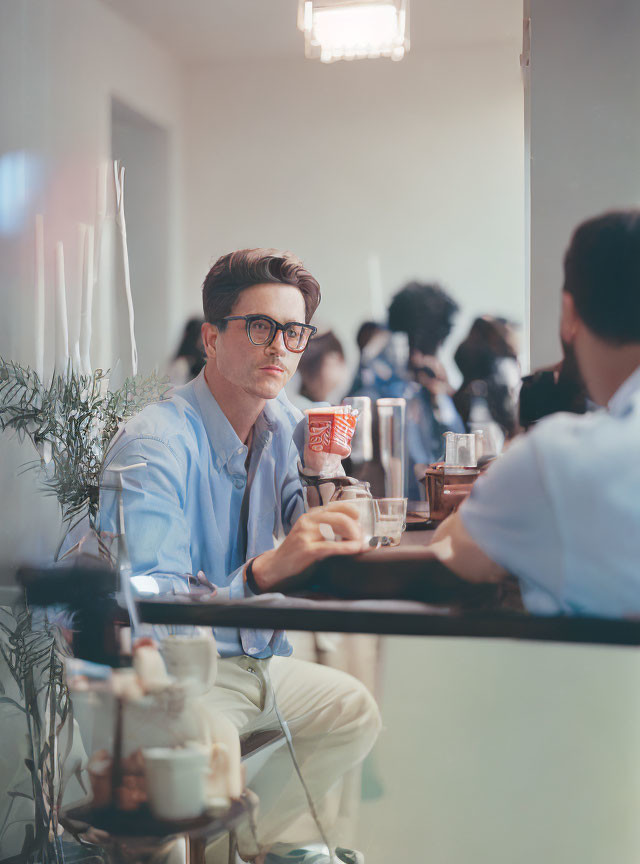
[99,370,306,658]
[460,365,640,618]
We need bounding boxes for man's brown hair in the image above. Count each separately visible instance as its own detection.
[202,249,321,325]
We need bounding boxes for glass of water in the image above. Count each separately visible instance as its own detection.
[373,498,408,546]
[334,496,379,548]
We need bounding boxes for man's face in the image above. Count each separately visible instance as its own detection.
[204,283,308,400]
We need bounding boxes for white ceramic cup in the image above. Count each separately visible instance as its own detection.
[161,632,218,693]
[142,746,209,821]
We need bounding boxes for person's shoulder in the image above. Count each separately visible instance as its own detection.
[517,403,640,492]
[109,384,205,459]
[127,386,200,433]
[527,405,611,456]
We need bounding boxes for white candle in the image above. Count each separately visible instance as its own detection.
[97,161,108,220]
[55,242,69,376]
[80,225,94,376]
[114,161,138,377]
[34,214,45,381]
[71,224,86,375]
[93,161,112,375]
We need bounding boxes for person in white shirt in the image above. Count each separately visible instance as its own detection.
[421,210,640,616]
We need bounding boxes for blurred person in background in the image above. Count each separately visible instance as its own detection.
[519,342,591,430]
[288,330,347,411]
[346,321,405,399]
[167,316,206,386]
[387,281,465,499]
[453,315,521,457]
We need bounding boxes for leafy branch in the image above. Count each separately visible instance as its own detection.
[0,607,72,862]
[0,360,169,529]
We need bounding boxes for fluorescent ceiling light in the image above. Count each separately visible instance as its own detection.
[298,0,409,63]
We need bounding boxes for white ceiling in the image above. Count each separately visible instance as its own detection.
[100,0,522,64]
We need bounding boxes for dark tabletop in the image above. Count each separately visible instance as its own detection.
[135,529,640,648]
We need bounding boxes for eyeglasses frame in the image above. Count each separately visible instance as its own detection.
[215,314,317,353]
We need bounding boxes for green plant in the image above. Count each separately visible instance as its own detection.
[0,363,168,859]
[0,605,76,863]
[0,361,169,533]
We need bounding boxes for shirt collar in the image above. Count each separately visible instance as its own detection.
[608,364,640,416]
[191,369,275,468]
[192,370,247,469]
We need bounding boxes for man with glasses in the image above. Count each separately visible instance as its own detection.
[100,249,380,864]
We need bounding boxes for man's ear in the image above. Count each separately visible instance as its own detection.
[560,291,579,346]
[201,322,219,359]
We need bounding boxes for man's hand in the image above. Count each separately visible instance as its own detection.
[412,353,453,397]
[302,439,351,474]
[251,502,366,592]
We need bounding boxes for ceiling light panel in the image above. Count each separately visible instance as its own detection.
[298,0,409,63]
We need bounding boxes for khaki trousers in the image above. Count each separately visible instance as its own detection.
[208,654,381,857]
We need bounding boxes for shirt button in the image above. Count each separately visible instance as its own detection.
[233,477,245,489]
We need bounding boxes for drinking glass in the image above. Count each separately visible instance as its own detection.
[325,496,378,547]
[373,497,408,546]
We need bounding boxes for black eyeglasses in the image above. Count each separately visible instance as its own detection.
[217,314,317,353]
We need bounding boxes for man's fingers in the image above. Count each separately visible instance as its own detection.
[312,538,366,558]
[329,441,352,457]
[317,522,335,542]
[311,511,362,541]
[307,501,360,520]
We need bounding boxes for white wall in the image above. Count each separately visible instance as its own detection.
[182,44,525,378]
[529,0,640,367]
[0,0,185,571]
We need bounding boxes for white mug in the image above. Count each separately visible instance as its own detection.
[161,631,218,694]
[142,745,209,821]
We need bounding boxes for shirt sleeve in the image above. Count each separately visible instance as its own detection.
[280,418,307,532]
[99,436,193,596]
[458,433,566,612]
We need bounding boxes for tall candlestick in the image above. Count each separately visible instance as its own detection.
[55,242,69,376]
[34,214,45,381]
[80,225,94,376]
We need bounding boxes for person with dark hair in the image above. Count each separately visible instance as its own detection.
[356,321,386,353]
[290,330,347,410]
[388,280,459,356]
[518,348,590,430]
[419,210,640,617]
[100,248,380,864]
[453,315,521,448]
[167,316,206,385]
[347,323,407,401]
[387,281,465,498]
